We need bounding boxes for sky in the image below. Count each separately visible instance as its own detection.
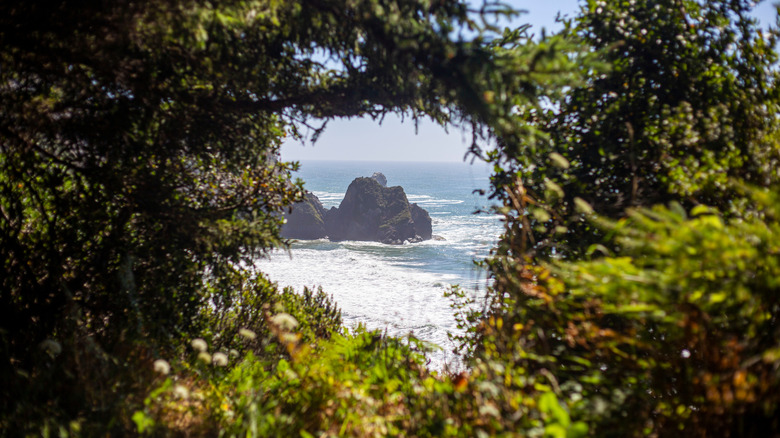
[281,0,778,163]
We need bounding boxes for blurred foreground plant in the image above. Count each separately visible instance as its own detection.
[479,187,780,436]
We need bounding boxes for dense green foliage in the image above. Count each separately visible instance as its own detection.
[475,193,780,436]
[2,0,779,436]
[0,0,555,434]
[475,0,780,436]
[489,0,780,257]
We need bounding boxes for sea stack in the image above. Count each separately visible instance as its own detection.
[281,174,433,244]
[371,172,387,187]
[280,191,328,239]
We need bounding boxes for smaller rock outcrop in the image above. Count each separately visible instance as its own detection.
[410,203,432,240]
[371,172,387,187]
[281,192,327,239]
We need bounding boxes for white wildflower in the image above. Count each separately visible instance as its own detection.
[212,352,228,367]
[191,338,208,352]
[270,313,298,331]
[238,328,257,340]
[197,351,212,364]
[229,349,240,357]
[173,384,190,400]
[153,359,170,375]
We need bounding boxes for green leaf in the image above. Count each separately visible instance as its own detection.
[132,411,154,434]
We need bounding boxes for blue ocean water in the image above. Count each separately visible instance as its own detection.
[255,160,502,367]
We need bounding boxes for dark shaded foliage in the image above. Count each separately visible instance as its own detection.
[0,0,541,432]
[489,0,780,258]
[474,1,780,436]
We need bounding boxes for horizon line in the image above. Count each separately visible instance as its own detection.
[280,157,489,165]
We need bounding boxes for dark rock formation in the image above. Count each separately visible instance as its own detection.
[371,172,387,187]
[281,192,327,239]
[326,177,415,243]
[410,203,432,240]
[281,174,433,244]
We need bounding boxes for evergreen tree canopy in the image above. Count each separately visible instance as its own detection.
[490,0,780,258]
[0,0,556,431]
[474,1,780,436]
[5,0,778,435]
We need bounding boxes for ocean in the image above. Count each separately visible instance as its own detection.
[255,160,502,368]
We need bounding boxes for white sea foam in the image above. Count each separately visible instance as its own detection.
[310,191,344,208]
[260,219,498,368]
[257,241,490,369]
[407,193,465,207]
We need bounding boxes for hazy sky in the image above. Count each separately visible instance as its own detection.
[281,0,778,163]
